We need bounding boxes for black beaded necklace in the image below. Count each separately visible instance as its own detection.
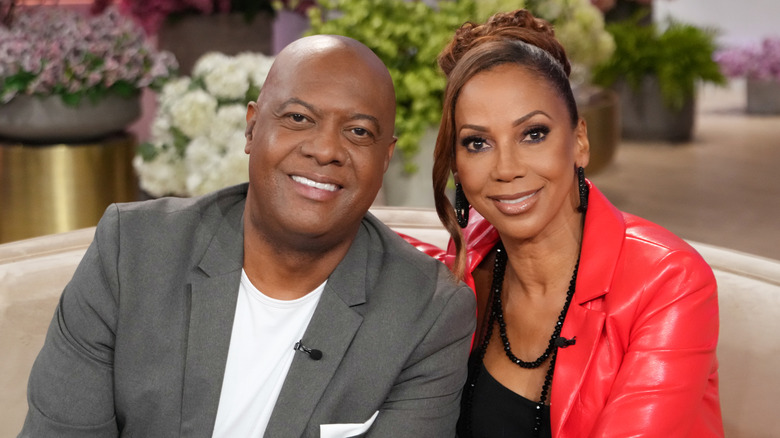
[460,242,579,438]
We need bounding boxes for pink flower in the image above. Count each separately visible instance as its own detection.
[0,6,176,102]
[91,0,276,35]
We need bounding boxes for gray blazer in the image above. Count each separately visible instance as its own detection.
[20,184,475,437]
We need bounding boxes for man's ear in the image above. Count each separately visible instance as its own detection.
[244,102,258,153]
[382,137,397,173]
[575,117,590,168]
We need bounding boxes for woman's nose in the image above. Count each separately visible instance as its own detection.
[492,142,526,182]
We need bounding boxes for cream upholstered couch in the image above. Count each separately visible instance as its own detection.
[2,206,779,437]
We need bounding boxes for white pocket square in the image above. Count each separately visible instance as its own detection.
[320,410,379,438]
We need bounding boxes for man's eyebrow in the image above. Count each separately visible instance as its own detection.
[278,98,384,137]
[276,98,319,117]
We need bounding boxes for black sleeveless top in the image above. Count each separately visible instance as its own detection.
[457,362,552,438]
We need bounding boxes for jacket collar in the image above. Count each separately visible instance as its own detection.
[551,182,626,436]
[575,182,625,304]
[451,181,628,436]
[264,219,373,436]
[180,190,247,436]
[179,189,375,436]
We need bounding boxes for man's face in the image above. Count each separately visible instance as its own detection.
[244,46,396,249]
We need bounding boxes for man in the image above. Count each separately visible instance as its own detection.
[20,35,475,437]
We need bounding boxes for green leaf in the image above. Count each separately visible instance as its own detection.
[592,16,725,110]
[170,127,190,158]
[137,141,160,161]
[2,73,36,95]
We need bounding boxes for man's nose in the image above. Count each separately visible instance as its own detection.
[300,125,347,166]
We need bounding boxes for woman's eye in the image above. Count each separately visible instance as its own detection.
[522,126,550,143]
[461,136,488,152]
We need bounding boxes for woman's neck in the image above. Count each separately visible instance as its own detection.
[497,215,583,298]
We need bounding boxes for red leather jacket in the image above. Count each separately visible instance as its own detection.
[405,182,723,437]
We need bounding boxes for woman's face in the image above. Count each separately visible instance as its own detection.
[454,63,589,243]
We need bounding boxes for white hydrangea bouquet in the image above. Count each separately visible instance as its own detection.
[134,51,274,197]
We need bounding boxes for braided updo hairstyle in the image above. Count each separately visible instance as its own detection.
[433,9,579,279]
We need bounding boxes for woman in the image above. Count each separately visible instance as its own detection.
[412,9,723,437]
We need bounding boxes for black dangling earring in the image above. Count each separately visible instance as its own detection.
[577,166,589,213]
[455,183,470,228]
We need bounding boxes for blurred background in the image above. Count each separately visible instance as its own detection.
[1,0,778,262]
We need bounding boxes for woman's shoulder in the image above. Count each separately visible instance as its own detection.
[588,184,706,266]
[621,212,699,254]
[586,185,715,293]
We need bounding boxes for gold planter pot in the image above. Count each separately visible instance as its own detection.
[578,87,620,175]
[0,134,138,243]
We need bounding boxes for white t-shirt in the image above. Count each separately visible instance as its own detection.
[211,270,325,437]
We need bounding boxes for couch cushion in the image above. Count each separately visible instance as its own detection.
[1,210,779,436]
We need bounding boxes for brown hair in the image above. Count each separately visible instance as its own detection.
[433,9,578,279]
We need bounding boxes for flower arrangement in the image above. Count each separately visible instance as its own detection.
[525,0,615,85]
[134,51,274,197]
[0,6,176,105]
[307,0,613,173]
[91,0,275,35]
[714,38,780,81]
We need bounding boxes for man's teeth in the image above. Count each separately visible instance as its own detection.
[292,175,338,192]
[500,193,534,204]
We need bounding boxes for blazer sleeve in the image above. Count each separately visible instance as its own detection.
[366,269,476,437]
[20,206,122,437]
[589,248,723,437]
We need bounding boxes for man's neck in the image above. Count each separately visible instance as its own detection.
[242,222,359,301]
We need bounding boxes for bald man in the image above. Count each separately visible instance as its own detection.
[19,36,475,437]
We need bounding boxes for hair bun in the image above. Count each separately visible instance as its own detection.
[438,9,570,77]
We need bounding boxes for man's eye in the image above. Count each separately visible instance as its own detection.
[352,127,368,136]
[290,113,306,122]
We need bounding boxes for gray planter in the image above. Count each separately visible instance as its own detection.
[747,78,780,115]
[613,76,695,142]
[0,94,141,143]
[382,127,437,207]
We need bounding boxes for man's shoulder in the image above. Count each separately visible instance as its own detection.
[361,212,446,268]
[97,184,247,251]
[116,183,247,219]
[359,212,466,296]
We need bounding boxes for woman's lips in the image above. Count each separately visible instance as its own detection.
[490,189,540,214]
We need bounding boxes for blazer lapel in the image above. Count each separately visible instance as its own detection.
[551,184,624,436]
[180,200,245,437]
[264,224,370,438]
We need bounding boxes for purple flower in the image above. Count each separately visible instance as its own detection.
[715,37,780,81]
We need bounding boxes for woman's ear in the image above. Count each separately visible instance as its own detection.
[575,117,590,168]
